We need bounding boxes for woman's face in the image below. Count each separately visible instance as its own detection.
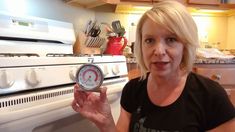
[141,18,184,78]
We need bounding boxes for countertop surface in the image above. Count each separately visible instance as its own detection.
[194,58,235,64]
[126,57,235,64]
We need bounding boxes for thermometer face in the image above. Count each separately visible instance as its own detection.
[76,64,104,91]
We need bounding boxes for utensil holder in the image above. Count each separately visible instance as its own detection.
[84,36,106,48]
[73,32,107,55]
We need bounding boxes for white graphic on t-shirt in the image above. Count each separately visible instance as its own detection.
[133,116,180,132]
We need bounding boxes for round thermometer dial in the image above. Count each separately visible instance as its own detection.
[76,64,104,91]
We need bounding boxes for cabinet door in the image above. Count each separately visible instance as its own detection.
[121,0,151,2]
[193,68,235,85]
[193,67,235,107]
[120,0,186,3]
[188,0,220,5]
[127,63,141,80]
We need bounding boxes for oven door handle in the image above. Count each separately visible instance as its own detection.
[107,84,123,95]
[104,77,128,95]
[0,80,128,125]
[105,84,124,105]
[0,97,73,124]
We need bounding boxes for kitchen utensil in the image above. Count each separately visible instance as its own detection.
[76,64,103,91]
[85,20,98,36]
[84,20,93,35]
[107,32,117,37]
[112,20,121,33]
[101,22,114,33]
[88,25,101,37]
[118,26,126,37]
[104,36,127,55]
[111,20,125,37]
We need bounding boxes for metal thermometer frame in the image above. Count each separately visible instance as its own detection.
[75,64,104,91]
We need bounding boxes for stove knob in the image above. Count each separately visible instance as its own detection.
[103,65,109,77]
[112,65,120,75]
[26,69,41,86]
[0,70,14,88]
[69,67,78,81]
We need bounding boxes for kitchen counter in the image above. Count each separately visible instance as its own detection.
[193,63,235,106]
[126,57,137,63]
[126,57,235,80]
[126,57,235,64]
[126,57,235,106]
[127,62,140,80]
[195,58,235,64]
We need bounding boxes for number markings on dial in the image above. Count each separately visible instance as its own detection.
[76,64,103,91]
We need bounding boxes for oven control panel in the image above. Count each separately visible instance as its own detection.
[0,61,128,95]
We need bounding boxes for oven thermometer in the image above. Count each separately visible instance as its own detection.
[76,64,104,91]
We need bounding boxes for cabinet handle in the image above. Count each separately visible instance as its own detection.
[225,89,232,99]
[225,89,231,96]
[211,74,221,81]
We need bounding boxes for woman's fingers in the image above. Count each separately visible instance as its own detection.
[74,84,91,97]
[71,99,81,112]
[74,84,88,107]
[100,86,107,102]
[73,84,108,111]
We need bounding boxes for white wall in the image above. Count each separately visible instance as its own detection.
[96,12,231,49]
[193,15,228,49]
[227,15,235,49]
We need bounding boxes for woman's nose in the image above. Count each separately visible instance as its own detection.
[153,41,166,56]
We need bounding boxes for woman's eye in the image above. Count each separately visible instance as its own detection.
[144,38,155,44]
[165,37,177,44]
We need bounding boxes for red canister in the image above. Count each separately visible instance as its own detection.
[104,37,127,55]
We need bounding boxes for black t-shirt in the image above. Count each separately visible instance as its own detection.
[120,72,235,132]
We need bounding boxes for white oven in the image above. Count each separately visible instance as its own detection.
[0,12,128,132]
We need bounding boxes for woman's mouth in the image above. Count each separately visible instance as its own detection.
[151,61,169,70]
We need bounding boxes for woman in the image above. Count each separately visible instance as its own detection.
[72,0,235,131]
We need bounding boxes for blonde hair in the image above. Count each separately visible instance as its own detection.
[134,0,199,79]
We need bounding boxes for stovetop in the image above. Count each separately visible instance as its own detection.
[0,53,103,58]
[0,54,126,68]
[0,55,128,95]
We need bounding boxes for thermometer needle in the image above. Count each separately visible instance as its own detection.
[85,76,92,83]
[76,64,103,91]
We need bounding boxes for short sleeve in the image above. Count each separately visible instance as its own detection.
[120,79,137,113]
[120,78,146,113]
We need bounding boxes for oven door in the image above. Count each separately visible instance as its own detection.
[0,77,128,132]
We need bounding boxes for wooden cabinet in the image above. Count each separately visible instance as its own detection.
[119,0,235,11]
[64,0,235,10]
[120,0,184,2]
[127,63,141,80]
[187,0,235,9]
[120,0,186,4]
[193,64,235,106]
[121,0,153,2]
[63,0,119,8]
[187,0,220,5]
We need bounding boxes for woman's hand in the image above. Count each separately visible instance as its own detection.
[71,84,116,132]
